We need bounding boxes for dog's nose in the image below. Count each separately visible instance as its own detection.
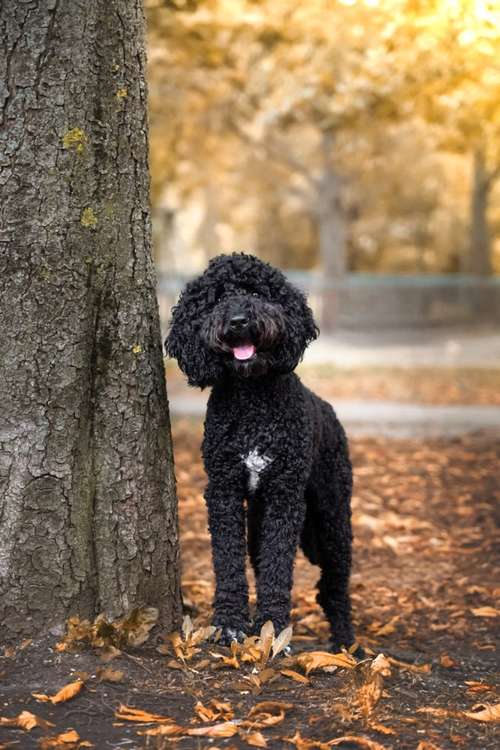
[229,313,248,330]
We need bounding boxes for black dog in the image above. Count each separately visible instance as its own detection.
[167,253,359,652]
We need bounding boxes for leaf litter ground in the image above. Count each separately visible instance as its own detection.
[1,420,498,750]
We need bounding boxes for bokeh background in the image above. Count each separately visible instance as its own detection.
[143,6,500,740]
[145,0,500,418]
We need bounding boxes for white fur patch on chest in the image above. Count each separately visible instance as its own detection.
[241,448,273,491]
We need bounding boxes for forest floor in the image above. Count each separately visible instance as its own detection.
[1,420,499,750]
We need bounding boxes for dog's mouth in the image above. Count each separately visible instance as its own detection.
[232,343,256,361]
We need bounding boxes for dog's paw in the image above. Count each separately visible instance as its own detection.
[330,641,366,661]
[212,625,248,646]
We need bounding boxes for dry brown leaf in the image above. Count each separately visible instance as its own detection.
[416,742,443,750]
[138,724,185,737]
[356,673,384,717]
[96,667,124,683]
[32,679,84,705]
[187,721,239,737]
[210,641,240,669]
[464,680,494,694]
[194,699,233,722]
[439,654,457,668]
[463,703,500,722]
[328,736,387,749]
[243,701,293,729]
[99,645,121,662]
[259,668,277,684]
[272,626,293,658]
[471,607,499,618]
[38,729,92,749]
[182,614,194,640]
[116,607,159,647]
[367,721,396,735]
[296,650,357,675]
[370,654,392,677]
[418,703,500,722]
[387,656,431,674]
[0,710,54,732]
[114,704,174,724]
[280,668,310,684]
[258,621,275,666]
[241,730,268,747]
[372,615,400,637]
[282,730,329,749]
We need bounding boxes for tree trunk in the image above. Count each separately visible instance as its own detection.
[315,132,347,330]
[467,149,492,276]
[0,0,181,640]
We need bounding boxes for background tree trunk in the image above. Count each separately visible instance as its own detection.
[0,0,181,640]
[467,148,492,276]
[315,131,347,330]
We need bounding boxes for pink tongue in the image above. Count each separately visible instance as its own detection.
[233,344,256,361]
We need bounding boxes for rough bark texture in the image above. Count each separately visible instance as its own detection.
[467,149,492,276]
[0,0,181,640]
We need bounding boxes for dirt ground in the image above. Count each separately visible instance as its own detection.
[1,420,499,750]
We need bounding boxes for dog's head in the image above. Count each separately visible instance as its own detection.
[166,253,318,387]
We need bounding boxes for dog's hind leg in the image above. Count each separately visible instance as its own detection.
[309,423,357,653]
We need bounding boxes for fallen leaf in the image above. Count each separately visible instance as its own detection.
[471,607,499,618]
[283,729,328,749]
[96,667,124,683]
[0,711,54,732]
[463,703,500,722]
[296,651,357,675]
[368,721,396,735]
[241,730,268,747]
[356,673,384,717]
[38,729,93,749]
[387,656,431,674]
[439,654,457,668]
[138,724,185,737]
[464,680,494,694]
[258,621,275,666]
[280,669,310,684]
[114,705,174,724]
[195,699,233,722]
[328,736,387,749]
[32,680,84,705]
[417,703,500,722]
[272,626,293,659]
[187,721,239,737]
[370,654,392,677]
[244,701,293,728]
[372,616,400,637]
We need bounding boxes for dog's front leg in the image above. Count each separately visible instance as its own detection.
[205,480,249,642]
[253,479,306,635]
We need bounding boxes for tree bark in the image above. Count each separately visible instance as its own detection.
[0,0,181,640]
[316,131,348,280]
[467,149,492,276]
[314,131,347,330]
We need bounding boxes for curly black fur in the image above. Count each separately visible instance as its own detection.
[167,253,359,652]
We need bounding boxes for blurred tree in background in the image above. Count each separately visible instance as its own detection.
[146,0,500,277]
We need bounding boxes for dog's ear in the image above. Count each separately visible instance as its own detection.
[272,281,319,373]
[165,277,225,388]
